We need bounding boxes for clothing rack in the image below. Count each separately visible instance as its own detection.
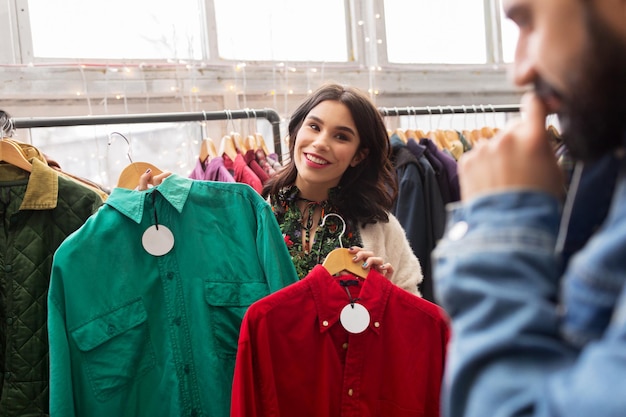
[378,104,520,117]
[10,108,283,158]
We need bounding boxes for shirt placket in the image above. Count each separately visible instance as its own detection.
[339,330,368,416]
[151,193,203,417]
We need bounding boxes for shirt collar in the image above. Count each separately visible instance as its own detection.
[307,264,393,335]
[104,174,192,224]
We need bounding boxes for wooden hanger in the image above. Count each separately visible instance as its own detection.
[231,132,246,153]
[199,137,217,163]
[107,132,164,189]
[320,213,368,279]
[0,138,32,172]
[117,162,164,189]
[255,133,270,156]
[394,128,408,143]
[244,135,258,153]
[480,126,495,139]
[219,134,238,161]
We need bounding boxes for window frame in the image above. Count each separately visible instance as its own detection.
[12,0,510,68]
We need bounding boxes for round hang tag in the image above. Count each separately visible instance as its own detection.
[142,224,175,256]
[340,303,370,334]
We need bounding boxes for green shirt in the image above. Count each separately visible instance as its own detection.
[48,175,298,417]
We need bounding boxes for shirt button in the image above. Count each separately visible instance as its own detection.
[190,409,198,417]
[322,320,329,327]
[107,324,115,335]
[4,372,11,380]
[374,322,380,328]
[4,264,12,272]
[6,317,14,325]
[448,221,469,241]
[184,364,190,374]
[167,272,174,280]
[173,317,182,326]
[348,388,353,396]
[342,343,348,350]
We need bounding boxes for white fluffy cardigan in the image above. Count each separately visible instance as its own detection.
[359,213,423,296]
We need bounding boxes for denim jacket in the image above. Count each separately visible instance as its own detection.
[433,142,626,417]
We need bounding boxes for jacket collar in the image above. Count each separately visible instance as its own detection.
[19,158,59,210]
[104,174,192,224]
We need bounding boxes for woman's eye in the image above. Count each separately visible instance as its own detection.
[309,123,320,131]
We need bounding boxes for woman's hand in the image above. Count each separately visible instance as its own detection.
[137,169,172,191]
[348,246,394,279]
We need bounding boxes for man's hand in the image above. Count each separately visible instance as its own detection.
[458,93,565,202]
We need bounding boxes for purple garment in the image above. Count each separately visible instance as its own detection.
[418,138,460,203]
[188,157,236,182]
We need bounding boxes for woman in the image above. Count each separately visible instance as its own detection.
[263,83,422,295]
[139,83,423,295]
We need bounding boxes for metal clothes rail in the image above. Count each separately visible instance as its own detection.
[378,104,520,116]
[11,108,283,158]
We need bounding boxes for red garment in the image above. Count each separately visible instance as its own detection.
[223,154,263,194]
[231,265,449,417]
[244,149,270,185]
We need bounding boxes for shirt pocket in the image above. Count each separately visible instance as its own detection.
[70,298,156,401]
[378,399,424,417]
[205,281,269,358]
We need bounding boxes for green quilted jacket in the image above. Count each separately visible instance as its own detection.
[0,158,103,416]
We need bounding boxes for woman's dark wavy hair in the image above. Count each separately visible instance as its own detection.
[263,83,398,226]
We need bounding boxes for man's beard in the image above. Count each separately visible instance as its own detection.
[535,6,626,162]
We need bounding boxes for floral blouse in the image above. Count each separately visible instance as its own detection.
[271,185,364,279]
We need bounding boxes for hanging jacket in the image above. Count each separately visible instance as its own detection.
[0,158,103,417]
[390,135,444,302]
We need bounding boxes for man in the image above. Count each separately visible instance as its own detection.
[433,1,626,416]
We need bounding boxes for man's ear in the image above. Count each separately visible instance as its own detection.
[350,148,369,167]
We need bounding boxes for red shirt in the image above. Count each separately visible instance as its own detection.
[223,154,263,194]
[231,265,449,417]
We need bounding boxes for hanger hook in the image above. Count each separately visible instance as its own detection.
[320,213,347,248]
[0,110,15,138]
[479,104,487,126]
[472,104,479,129]
[108,131,133,164]
[244,108,254,135]
[427,106,433,131]
[437,105,444,130]
[251,108,257,133]
[224,109,234,134]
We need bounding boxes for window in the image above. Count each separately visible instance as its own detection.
[500,2,519,63]
[213,0,349,61]
[27,0,204,60]
[384,0,487,64]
